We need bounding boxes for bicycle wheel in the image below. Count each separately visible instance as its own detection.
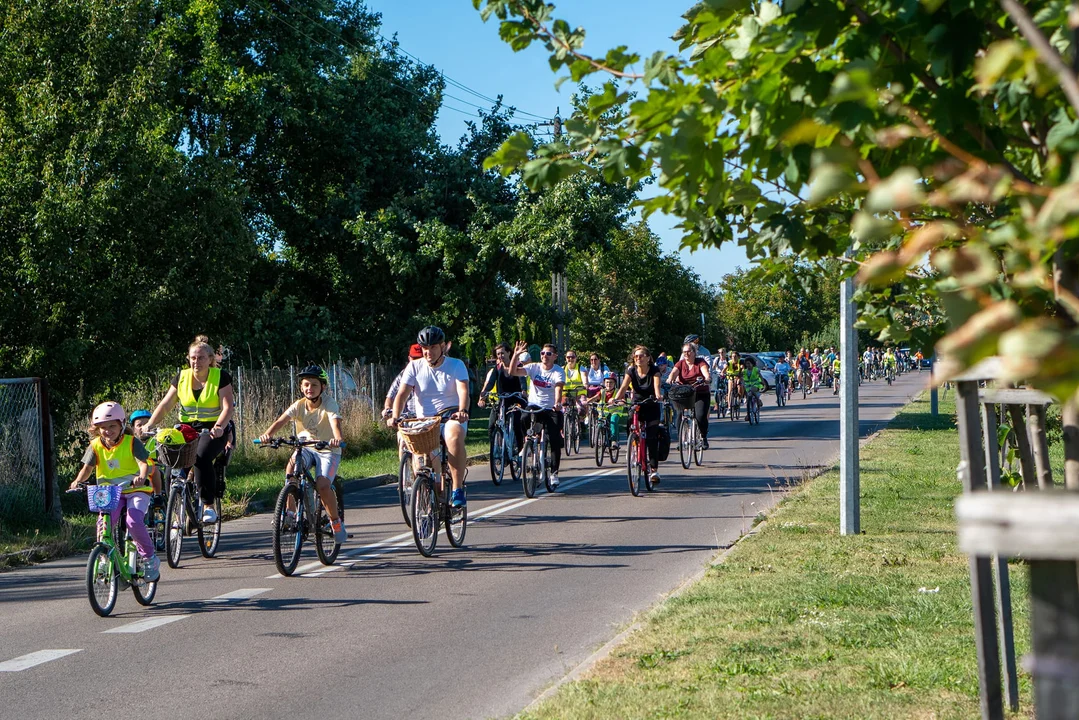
[398,453,414,527]
[627,436,642,497]
[489,428,505,486]
[86,543,118,617]
[678,415,691,470]
[522,438,538,498]
[802,381,809,399]
[410,474,438,557]
[445,489,467,547]
[594,425,606,467]
[609,434,621,464]
[197,498,222,558]
[693,420,705,466]
[314,484,341,566]
[543,439,555,493]
[272,484,304,576]
[165,486,185,569]
[148,500,166,553]
[131,548,158,606]
[571,419,581,454]
[507,430,522,483]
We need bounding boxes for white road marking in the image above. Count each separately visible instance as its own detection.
[0,650,81,672]
[212,588,271,601]
[102,615,188,634]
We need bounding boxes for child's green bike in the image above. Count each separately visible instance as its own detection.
[70,484,158,617]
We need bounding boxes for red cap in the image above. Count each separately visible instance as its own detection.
[409,343,423,359]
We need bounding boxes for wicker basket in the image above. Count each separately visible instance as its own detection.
[398,419,441,455]
[156,439,198,469]
[668,384,697,413]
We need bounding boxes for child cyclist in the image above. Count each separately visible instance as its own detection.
[744,357,765,419]
[586,371,624,443]
[128,410,163,496]
[258,365,347,544]
[69,402,160,581]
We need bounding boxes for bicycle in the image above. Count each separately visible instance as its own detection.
[746,388,762,425]
[155,430,222,568]
[489,393,524,486]
[592,401,621,467]
[728,377,743,421]
[562,391,582,456]
[626,398,659,496]
[714,376,728,418]
[398,412,467,557]
[775,374,788,407]
[669,384,704,470]
[519,406,555,498]
[800,370,810,400]
[586,401,601,448]
[69,483,157,617]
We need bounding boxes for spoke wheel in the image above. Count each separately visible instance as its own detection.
[594,425,606,467]
[693,421,705,466]
[571,420,581,454]
[149,501,166,553]
[489,428,505,486]
[627,436,642,497]
[507,430,522,483]
[522,439,538,498]
[315,481,343,566]
[445,491,467,547]
[165,487,185,569]
[678,416,691,469]
[609,435,621,464]
[272,484,304,577]
[410,475,438,557]
[198,498,222,558]
[86,543,118,617]
[398,454,414,527]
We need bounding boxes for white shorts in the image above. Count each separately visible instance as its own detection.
[299,448,341,481]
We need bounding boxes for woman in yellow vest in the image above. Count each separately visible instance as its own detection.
[69,401,159,580]
[145,335,236,524]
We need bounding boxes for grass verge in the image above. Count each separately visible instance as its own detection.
[1,419,491,569]
[520,393,1036,720]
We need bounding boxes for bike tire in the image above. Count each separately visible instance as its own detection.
[198,498,222,559]
[86,543,118,617]
[571,420,581,454]
[609,436,620,464]
[165,486,185,569]
[627,436,642,497]
[678,416,691,470]
[398,453,414,528]
[522,439,538,498]
[489,428,505,486]
[562,415,573,456]
[148,502,167,553]
[272,484,304,577]
[445,490,467,547]
[595,425,606,467]
[802,382,808,400]
[131,548,157,607]
[410,474,438,557]
[315,481,343,566]
[693,420,704,466]
[507,431,522,483]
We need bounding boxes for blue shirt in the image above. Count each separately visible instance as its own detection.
[775,361,791,376]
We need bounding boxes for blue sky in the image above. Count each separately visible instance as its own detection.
[362,0,752,284]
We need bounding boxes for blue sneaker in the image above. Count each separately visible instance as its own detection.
[450,489,466,508]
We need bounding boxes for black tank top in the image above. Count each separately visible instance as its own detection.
[629,365,658,401]
[495,368,523,395]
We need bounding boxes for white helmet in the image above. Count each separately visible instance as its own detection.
[518,351,532,364]
[92,401,126,425]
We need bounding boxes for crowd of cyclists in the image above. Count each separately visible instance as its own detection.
[67,329,922,612]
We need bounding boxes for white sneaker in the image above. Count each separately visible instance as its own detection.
[649,471,661,485]
[142,555,160,581]
[549,473,560,489]
[201,506,218,524]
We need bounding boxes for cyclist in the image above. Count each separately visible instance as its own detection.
[384,343,424,421]
[144,335,235,524]
[915,350,924,371]
[744,357,765,419]
[668,342,712,449]
[796,349,812,392]
[388,326,471,508]
[774,355,791,400]
[562,349,588,430]
[862,347,873,381]
[128,409,163,500]
[710,348,728,416]
[726,350,744,413]
[258,365,347,543]
[507,340,566,488]
[584,353,610,399]
[832,355,842,395]
[883,348,897,380]
[823,347,837,388]
[478,342,526,452]
[587,371,624,441]
[612,345,663,484]
[70,402,160,581]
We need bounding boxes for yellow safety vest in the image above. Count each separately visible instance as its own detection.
[564,365,585,394]
[177,367,222,423]
[91,435,148,493]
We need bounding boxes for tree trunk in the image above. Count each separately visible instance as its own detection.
[1053,250,1079,489]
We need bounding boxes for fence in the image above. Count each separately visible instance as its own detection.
[0,378,57,524]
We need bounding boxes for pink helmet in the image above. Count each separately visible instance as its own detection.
[91,402,126,425]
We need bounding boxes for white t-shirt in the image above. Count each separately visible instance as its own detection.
[525,363,565,409]
[400,357,469,417]
[585,366,608,386]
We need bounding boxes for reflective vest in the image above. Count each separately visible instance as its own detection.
[563,365,585,394]
[91,435,146,492]
[177,367,222,423]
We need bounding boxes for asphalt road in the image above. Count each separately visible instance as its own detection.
[0,372,926,720]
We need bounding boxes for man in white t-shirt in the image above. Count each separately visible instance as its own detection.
[508,339,566,489]
[388,326,471,508]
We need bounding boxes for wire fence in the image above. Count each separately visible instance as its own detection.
[0,378,55,526]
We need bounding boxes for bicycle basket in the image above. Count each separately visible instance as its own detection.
[87,484,123,513]
[398,418,441,455]
[668,384,696,412]
[156,438,198,469]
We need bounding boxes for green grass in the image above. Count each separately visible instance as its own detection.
[519,394,1036,720]
[1,419,491,568]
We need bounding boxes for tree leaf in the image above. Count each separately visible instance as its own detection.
[806,163,854,205]
[865,167,926,213]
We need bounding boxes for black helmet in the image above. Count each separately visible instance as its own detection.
[417,326,446,346]
[297,364,329,385]
[684,334,700,344]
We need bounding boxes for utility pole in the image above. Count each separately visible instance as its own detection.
[840,262,860,535]
[542,107,569,353]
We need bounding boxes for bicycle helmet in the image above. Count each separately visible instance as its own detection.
[417,325,446,346]
[129,409,151,423]
[297,364,329,385]
[155,427,186,446]
[602,370,614,380]
[91,401,126,425]
[684,334,700,344]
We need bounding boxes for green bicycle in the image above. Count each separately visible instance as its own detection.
[70,483,158,617]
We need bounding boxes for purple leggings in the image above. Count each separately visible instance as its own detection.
[105,492,154,558]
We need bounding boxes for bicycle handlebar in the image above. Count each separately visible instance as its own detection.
[253,437,346,450]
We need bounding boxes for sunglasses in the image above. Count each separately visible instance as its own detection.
[566,355,576,360]
[634,353,650,359]
[540,351,555,356]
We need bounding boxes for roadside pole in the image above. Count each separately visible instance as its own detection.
[840,270,860,535]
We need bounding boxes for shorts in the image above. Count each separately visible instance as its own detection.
[300,448,341,481]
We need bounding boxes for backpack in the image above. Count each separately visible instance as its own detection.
[656,424,671,462]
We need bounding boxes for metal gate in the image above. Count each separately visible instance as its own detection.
[0,378,57,524]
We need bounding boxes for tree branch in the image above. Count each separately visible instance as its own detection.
[1000,0,1079,117]
[514,2,644,80]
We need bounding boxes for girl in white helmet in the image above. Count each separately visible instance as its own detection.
[69,402,160,581]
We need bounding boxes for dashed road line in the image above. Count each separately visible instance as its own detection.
[212,588,271,601]
[102,615,188,634]
[0,650,81,672]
